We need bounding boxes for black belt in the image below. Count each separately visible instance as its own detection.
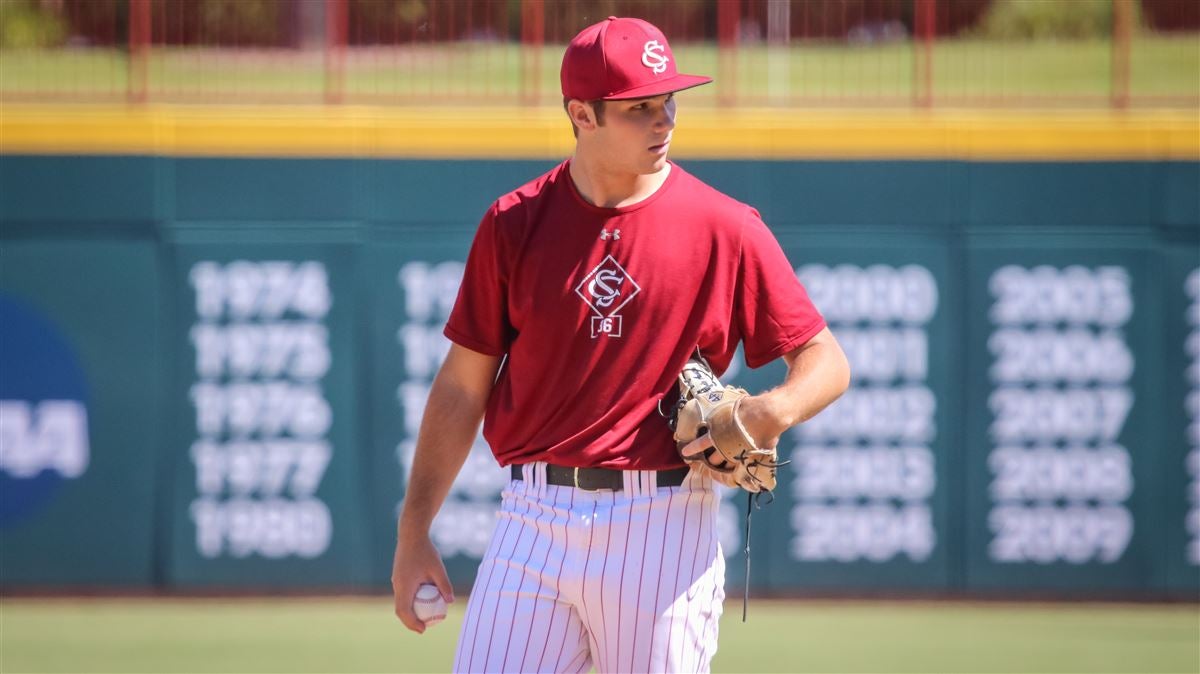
[510,464,690,491]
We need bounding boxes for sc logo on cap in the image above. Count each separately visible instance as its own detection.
[641,40,668,74]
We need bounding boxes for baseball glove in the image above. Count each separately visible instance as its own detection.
[668,355,783,493]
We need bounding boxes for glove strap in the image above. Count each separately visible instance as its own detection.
[730,397,757,452]
[741,489,778,622]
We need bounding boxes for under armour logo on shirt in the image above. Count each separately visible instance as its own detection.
[600,229,621,241]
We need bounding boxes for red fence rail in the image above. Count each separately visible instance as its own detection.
[0,0,1195,107]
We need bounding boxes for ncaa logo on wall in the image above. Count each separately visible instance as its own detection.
[0,295,91,527]
[575,255,640,338]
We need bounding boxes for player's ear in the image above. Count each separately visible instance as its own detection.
[567,99,597,133]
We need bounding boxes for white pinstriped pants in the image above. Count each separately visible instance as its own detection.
[453,463,726,674]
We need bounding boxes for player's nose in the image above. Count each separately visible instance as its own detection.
[655,104,676,132]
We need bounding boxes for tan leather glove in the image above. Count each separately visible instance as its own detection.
[671,356,781,493]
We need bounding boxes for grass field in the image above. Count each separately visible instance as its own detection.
[1,597,1197,673]
[1,35,1196,105]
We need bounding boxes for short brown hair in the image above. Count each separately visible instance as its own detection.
[564,98,606,138]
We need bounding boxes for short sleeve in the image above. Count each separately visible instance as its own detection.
[736,209,827,368]
[444,204,511,356]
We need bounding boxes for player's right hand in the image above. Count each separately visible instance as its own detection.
[391,533,454,634]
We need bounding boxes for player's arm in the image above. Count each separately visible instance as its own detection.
[737,326,851,447]
[392,342,502,633]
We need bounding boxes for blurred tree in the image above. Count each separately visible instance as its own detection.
[1140,0,1200,31]
[739,0,990,42]
[198,0,281,45]
[348,0,427,43]
[539,0,708,42]
[977,0,1143,39]
[60,0,290,47]
[0,0,67,48]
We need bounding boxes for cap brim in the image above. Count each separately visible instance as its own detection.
[603,74,713,100]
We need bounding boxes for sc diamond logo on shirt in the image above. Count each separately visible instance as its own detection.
[575,255,640,338]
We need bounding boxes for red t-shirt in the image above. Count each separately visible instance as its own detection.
[445,160,826,470]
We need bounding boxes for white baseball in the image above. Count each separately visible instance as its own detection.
[413,583,447,627]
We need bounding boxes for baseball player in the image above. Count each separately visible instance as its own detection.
[392,16,850,674]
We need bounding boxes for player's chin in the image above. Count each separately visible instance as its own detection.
[643,153,670,173]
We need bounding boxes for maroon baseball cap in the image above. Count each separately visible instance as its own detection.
[561,16,712,101]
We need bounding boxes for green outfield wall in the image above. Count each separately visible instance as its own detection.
[1,155,1196,599]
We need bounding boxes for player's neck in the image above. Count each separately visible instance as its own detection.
[568,155,671,209]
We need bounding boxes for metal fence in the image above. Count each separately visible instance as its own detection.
[0,0,1196,107]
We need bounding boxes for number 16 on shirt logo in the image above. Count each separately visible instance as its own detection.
[574,255,641,339]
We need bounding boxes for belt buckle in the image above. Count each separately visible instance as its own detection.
[572,467,598,492]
